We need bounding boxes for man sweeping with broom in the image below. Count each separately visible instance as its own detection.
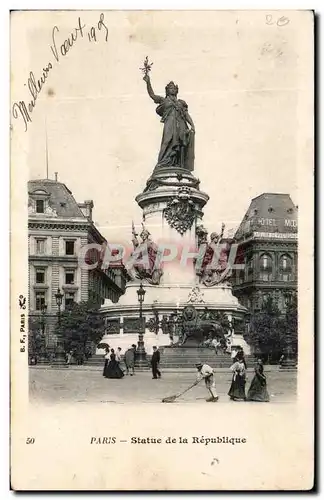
[162,362,219,403]
[195,362,219,402]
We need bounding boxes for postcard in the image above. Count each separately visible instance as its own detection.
[10,10,314,490]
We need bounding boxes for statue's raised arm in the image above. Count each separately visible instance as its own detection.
[143,74,164,104]
[140,58,195,172]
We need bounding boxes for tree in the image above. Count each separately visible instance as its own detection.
[248,296,285,362]
[282,291,298,357]
[55,301,105,363]
[28,316,44,363]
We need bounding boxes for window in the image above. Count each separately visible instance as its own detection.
[237,268,245,284]
[280,255,291,270]
[246,256,253,281]
[262,293,270,305]
[260,254,271,269]
[36,239,45,254]
[65,292,75,308]
[65,270,75,285]
[36,200,45,213]
[35,268,45,284]
[259,254,272,281]
[279,254,292,281]
[35,291,46,311]
[65,241,75,255]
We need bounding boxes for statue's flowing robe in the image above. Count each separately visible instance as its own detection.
[155,96,194,171]
[202,242,229,271]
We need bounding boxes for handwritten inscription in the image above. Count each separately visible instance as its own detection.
[12,13,109,132]
[51,17,86,62]
[265,14,290,27]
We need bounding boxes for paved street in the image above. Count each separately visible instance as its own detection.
[29,366,297,404]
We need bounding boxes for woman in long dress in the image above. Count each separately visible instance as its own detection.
[228,351,247,401]
[247,359,270,402]
[104,349,124,379]
[103,348,110,377]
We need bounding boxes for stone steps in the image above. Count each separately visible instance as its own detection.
[160,355,234,368]
[85,351,254,369]
[158,347,248,369]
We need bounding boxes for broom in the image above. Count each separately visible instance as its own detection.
[162,379,202,403]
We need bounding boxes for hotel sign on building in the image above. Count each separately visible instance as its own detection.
[255,217,298,229]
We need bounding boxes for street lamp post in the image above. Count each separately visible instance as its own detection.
[281,291,297,370]
[53,288,66,365]
[38,303,47,364]
[136,282,147,367]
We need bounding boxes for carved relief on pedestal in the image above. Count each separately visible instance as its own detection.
[123,317,145,333]
[126,222,163,285]
[163,186,198,235]
[195,223,232,287]
[187,286,205,304]
[105,319,120,335]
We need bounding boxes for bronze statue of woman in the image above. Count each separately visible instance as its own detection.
[143,73,195,172]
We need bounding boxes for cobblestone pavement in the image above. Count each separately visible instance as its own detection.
[29,367,297,405]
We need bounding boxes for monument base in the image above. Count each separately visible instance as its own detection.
[98,282,250,356]
[159,347,246,369]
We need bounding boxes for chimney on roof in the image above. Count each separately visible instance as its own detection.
[54,172,58,182]
[78,200,94,221]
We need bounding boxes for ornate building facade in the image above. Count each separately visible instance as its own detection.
[28,178,126,348]
[232,193,298,318]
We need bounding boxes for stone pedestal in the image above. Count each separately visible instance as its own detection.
[136,167,209,291]
[52,341,68,367]
[99,166,249,357]
[135,332,148,367]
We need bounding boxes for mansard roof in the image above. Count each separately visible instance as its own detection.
[28,179,85,219]
[235,193,298,241]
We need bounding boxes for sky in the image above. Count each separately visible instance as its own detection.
[11,10,311,243]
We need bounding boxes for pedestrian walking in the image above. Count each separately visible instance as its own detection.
[116,347,122,363]
[151,346,161,379]
[211,337,219,355]
[195,363,219,402]
[103,347,110,377]
[124,345,136,376]
[116,347,125,372]
[247,359,270,402]
[66,350,73,365]
[228,350,247,401]
[104,349,124,379]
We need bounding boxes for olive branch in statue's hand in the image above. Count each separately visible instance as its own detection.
[140,56,153,81]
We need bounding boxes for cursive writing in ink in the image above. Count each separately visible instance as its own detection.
[51,16,86,62]
[88,13,109,43]
[97,13,109,41]
[12,13,109,132]
[12,64,53,132]
[265,14,290,27]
